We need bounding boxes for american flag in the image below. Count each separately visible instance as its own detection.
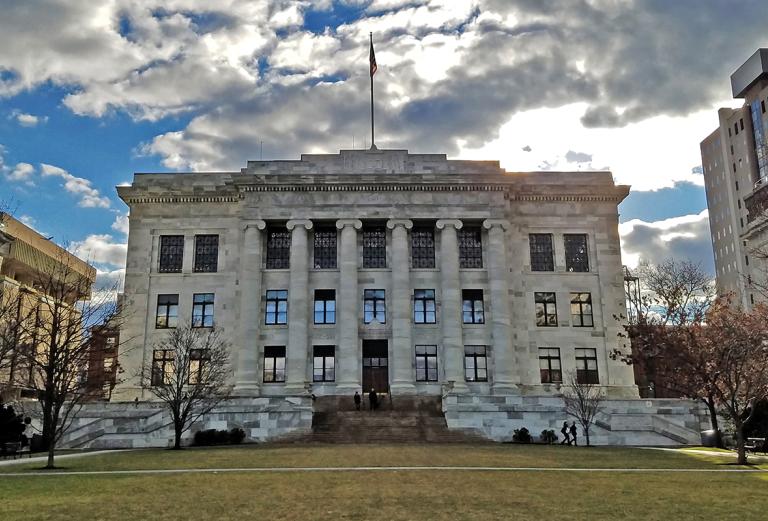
[369,35,377,78]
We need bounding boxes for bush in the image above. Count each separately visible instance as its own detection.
[229,427,246,444]
[193,428,246,446]
[540,429,558,444]
[214,429,230,445]
[193,429,217,446]
[512,427,532,443]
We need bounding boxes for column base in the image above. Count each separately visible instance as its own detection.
[390,382,417,394]
[284,382,310,395]
[491,382,519,395]
[449,381,470,394]
[233,383,261,397]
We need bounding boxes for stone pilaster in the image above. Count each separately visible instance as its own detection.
[285,219,313,393]
[387,218,415,394]
[436,219,468,393]
[336,219,362,391]
[234,220,266,395]
[483,219,516,393]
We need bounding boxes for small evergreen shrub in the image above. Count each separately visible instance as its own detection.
[229,427,246,444]
[512,427,532,443]
[540,429,558,444]
[193,428,247,446]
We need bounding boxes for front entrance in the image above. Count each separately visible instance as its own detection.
[362,340,389,394]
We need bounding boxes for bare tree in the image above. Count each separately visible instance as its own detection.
[562,372,604,447]
[0,286,35,397]
[139,325,232,450]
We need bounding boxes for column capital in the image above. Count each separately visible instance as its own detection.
[436,219,463,231]
[286,219,313,231]
[336,219,363,230]
[243,220,267,231]
[386,219,413,230]
[482,219,510,231]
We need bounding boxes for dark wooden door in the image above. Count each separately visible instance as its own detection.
[362,340,388,394]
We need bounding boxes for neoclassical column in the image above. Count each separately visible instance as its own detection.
[483,219,516,393]
[387,218,415,394]
[285,219,313,393]
[336,219,362,391]
[436,219,468,393]
[234,220,266,395]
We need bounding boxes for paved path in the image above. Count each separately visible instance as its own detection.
[644,447,768,461]
[0,450,131,467]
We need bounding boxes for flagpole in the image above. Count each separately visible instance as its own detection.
[369,32,376,150]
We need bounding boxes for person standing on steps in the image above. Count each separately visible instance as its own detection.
[560,421,571,445]
[369,388,378,411]
[570,422,578,447]
[354,391,361,411]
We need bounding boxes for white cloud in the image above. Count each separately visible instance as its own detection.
[111,213,129,235]
[70,233,127,267]
[14,112,47,127]
[5,162,35,184]
[40,163,111,208]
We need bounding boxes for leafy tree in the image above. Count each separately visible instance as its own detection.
[562,372,604,447]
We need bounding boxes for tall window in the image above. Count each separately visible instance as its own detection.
[538,348,562,384]
[159,235,184,273]
[529,233,554,271]
[414,289,436,324]
[564,234,589,272]
[575,348,599,384]
[464,345,487,382]
[155,294,179,329]
[364,289,386,323]
[363,226,386,268]
[192,293,214,328]
[263,346,286,383]
[314,290,336,324]
[415,345,438,382]
[194,234,219,272]
[151,349,174,386]
[458,227,483,268]
[411,227,435,268]
[266,227,290,269]
[462,289,484,324]
[313,345,335,382]
[266,290,288,325]
[570,293,593,327]
[535,292,557,327]
[188,349,211,385]
[313,228,337,269]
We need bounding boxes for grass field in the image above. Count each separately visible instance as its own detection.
[1,444,767,520]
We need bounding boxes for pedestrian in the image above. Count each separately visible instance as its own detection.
[368,388,378,411]
[354,391,361,411]
[134,396,139,408]
[560,421,570,445]
[570,422,578,447]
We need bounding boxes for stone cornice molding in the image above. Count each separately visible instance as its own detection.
[286,219,314,231]
[482,219,510,231]
[121,195,239,204]
[435,219,463,230]
[240,184,506,193]
[336,219,363,230]
[243,220,267,231]
[386,219,413,230]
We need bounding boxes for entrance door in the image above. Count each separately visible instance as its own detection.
[362,340,389,394]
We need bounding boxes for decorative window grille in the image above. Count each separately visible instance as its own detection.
[539,348,562,384]
[313,229,337,269]
[564,234,589,272]
[194,234,219,272]
[266,228,291,269]
[529,233,554,271]
[535,292,558,327]
[462,289,484,324]
[411,228,435,268]
[458,227,483,268]
[159,235,184,273]
[570,292,593,327]
[363,226,386,268]
[415,345,438,382]
[464,345,488,382]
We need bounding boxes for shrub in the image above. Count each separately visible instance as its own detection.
[193,429,218,446]
[540,429,558,444]
[214,429,230,445]
[229,427,246,444]
[512,427,532,443]
[193,428,246,446]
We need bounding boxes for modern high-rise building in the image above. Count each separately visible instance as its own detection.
[701,48,768,307]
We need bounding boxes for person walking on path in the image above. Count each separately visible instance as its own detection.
[368,388,378,411]
[570,422,578,447]
[354,391,361,411]
[560,421,570,445]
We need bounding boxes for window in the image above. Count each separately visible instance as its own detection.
[192,293,214,328]
[575,348,599,384]
[266,290,288,325]
[539,348,562,384]
[313,228,337,269]
[155,294,179,329]
[464,345,487,382]
[193,234,219,272]
[414,289,436,324]
[263,346,286,383]
[564,234,589,272]
[266,227,290,269]
[740,118,744,131]
[734,123,739,135]
[314,289,336,324]
[188,349,211,385]
[736,180,739,191]
[458,227,483,268]
[570,293,593,327]
[529,233,554,271]
[729,127,732,137]
[462,289,484,324]
[159,235,184,273]
[313,345,335,382]
[415,345,438,382]
[762,100,766,114]
[411,227,435,268]
[363,226,386,268]
[364,289,386,323]
[151,349,174,386]
[535,292,558,327]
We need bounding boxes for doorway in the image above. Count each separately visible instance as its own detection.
[362,340,389,394]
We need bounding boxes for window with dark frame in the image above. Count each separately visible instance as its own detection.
[159,235,184,273]
[458,227,483,268]
[363,225,387,268]
[192,293,214,328]
[312,345,335,382]
[462,289,484,324]
[266,290,288,325]
[314,289,336,324]
[539,348,562,384]
[188,349,211,385]
[464,345,487,382]
[151,349,174,386]
[363,289,386,323]
[313,228,337,269]
[575,348,599,384]
[414,289,436,324]
[570,292,593,327]
[155,294,179,329]
[529,233,554,271]
[266,227,291,269]
[193,234,219,272]
[411,227,435,268]
[263,346,286,383]
[564,234,589,272]
[535,292,558,326]
[415,345,438,382]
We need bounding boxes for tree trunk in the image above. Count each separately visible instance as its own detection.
[585,427,591,447]
[704,397,723,448]
[45,444,55,469]
[173,422,183,450]
[736,425,747,465]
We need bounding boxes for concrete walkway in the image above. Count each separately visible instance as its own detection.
[644,447,768,462]
[0,450,131,467]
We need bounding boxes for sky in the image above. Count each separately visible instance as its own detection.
[1,0,767,289]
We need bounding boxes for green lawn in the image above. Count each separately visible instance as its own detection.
[1,444,767,520]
